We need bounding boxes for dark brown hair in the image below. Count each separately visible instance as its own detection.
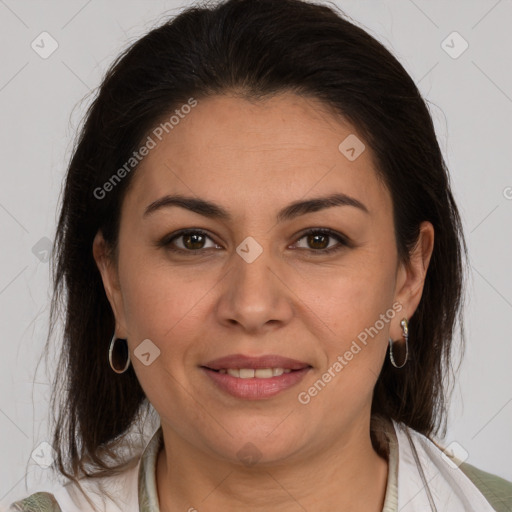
[46,0,466,485]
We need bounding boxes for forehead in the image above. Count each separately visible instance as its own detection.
[124,92,389,217]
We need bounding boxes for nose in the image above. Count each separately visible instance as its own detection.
[215,239,294,334]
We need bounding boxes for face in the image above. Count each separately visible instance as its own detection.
[94,92,433,464]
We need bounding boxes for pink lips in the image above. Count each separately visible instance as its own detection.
[201,353,312,400]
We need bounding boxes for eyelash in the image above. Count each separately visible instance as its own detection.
[158,228,350,255]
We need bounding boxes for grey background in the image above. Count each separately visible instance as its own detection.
[1,0,511,507]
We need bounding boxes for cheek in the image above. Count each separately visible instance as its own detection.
[117,259,209,414]
[290,251,397,410]
[292,252,397,341]
[295,277,394,421]
[117,253,209,352]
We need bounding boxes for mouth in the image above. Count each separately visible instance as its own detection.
[200,354,312,399]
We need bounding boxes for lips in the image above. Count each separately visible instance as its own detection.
[202,353,311,371]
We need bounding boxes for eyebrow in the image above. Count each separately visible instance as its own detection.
[143,192,369,222]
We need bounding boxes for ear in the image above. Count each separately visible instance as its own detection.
[392,221,434,337]
[92,230,128,338]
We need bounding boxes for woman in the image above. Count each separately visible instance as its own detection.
[10,0,512,510]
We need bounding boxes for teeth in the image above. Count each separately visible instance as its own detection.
[221,368,293,379]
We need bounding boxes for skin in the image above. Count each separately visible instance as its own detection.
[93,92,434,512]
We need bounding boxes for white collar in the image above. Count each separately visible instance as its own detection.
[390,419,495,511]
[51,418,495,512]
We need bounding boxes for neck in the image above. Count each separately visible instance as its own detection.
[156,415,389,512]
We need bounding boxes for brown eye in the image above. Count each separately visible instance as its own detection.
[182,232,207,250]
[293,228,349,254]
[306,233,329,250]
[161,229,220,253]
